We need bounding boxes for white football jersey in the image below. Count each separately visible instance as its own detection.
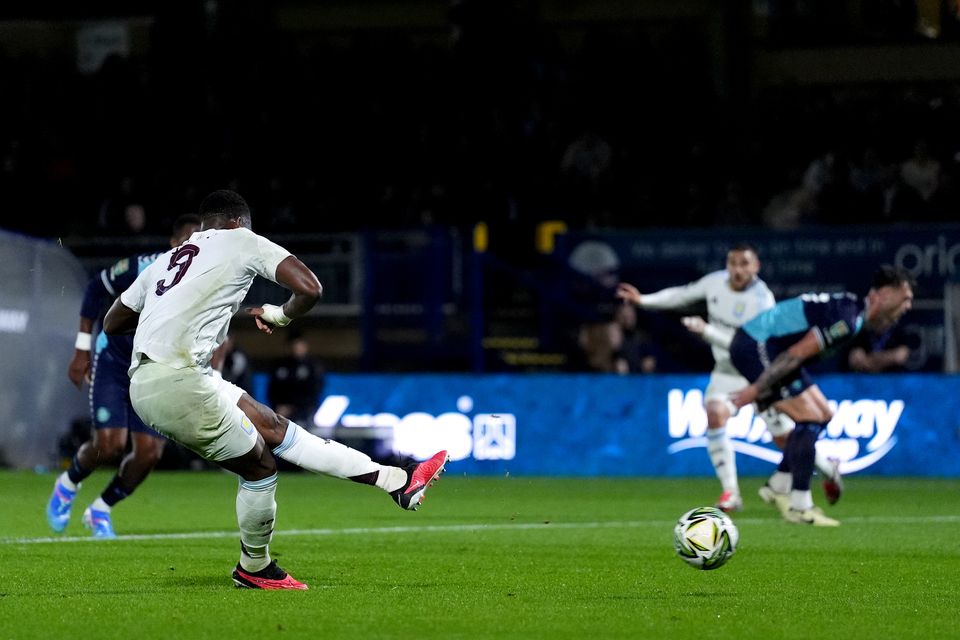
[120,227,291,374]
[642,270,775,368]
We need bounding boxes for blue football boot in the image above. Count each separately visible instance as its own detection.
[46,478,77,533]
[82,506,117,539]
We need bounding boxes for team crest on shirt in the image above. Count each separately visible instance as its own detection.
[108,259,130,279]
[733,301,746,319]
[240,416,255,436]
[828,321,850,341]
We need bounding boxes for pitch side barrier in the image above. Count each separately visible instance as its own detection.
[261,372,960,478]
[0,230,88,469]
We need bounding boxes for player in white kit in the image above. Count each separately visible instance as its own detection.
[103,190,447,590]
[616,245,788,512]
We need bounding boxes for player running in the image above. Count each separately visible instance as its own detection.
[729,265,914,526]
[47,214,202,538]
[616,244,786,512]
[103,190,447,589]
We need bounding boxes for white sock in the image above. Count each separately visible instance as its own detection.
[237,474,277,573]
[769,471,792,494]
[790,489,813,511]
[91,497,111,512]
[272,422,406,492]
[59,472,78,492]
[374,466,408,493]
[814,449,835,478]
[706,426,738,494]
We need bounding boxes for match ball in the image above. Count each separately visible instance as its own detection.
[673,506,738,570]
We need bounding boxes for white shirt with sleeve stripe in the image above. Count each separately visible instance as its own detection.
[641,270,775,373]
[120,227,291,376]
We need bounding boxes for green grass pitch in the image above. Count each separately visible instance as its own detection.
[1,470,959,639]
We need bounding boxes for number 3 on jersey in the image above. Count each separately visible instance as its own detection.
[156,244,200,296]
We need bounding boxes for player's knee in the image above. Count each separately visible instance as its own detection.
[92,433,126,460]
[139,443,165,467]
[257,411,288,448]
[705,404,730,429]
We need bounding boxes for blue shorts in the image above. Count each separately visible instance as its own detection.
[90,350,163,437]
[729,329,814,410]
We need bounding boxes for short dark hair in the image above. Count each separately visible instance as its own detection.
[728,243,759,257]
[872,264,915,290]
[172,213,201,235]
[199,190,250,220]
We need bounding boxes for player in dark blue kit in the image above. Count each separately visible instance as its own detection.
[728,265,914,526]
[47,215,201,537]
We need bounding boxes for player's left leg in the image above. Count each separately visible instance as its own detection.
[236,392,447,511]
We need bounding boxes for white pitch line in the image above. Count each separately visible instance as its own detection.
[3,514,960,545]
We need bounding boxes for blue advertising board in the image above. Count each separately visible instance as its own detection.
[303,373,960,477]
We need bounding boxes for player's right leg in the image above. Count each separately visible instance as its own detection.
[236,392,448,511]
[82,430,166,539]
[704,371,747,512]
[130,361,306,589]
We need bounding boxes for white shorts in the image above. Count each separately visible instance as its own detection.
[704,371,748,407]
[130,361,257,462]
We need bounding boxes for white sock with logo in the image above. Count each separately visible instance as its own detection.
[237,474,278,573]
[271,422,406,492]
[707,426,739,495]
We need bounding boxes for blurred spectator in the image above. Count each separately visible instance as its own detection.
[877,162,924,222]
[268,330,325,428]
[612,303,658,374]
[900,138,941,203]
[761,170,815,229]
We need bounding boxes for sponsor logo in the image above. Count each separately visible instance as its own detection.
[733,301,746,319]
[313,395,516,462]
[827,320,849,340]
[894,235,960,278]
[109,258,130,279]
[666,388,902,473]
[96,406,112,424]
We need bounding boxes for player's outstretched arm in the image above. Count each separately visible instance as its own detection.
[103,299,140,335]
[681,316,734,349]
[246,256,322,334]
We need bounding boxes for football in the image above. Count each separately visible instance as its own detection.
[673,506,739,570]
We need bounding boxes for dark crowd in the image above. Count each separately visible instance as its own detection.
[2,1,959,241]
